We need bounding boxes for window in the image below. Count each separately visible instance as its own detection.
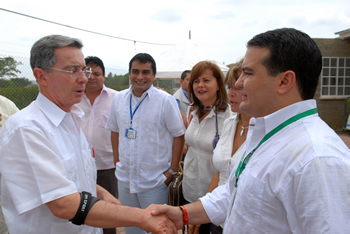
[321,57,350,97]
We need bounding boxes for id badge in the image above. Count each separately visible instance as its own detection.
[125,128,137,139]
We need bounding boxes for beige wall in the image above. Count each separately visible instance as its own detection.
[313,38,350,129]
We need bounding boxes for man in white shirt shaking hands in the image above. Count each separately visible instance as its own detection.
[0,35,177,234]
[152,28,350,233]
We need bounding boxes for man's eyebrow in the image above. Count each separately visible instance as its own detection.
[242,67,254,72]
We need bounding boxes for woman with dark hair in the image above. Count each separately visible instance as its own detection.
[182,61,231,234]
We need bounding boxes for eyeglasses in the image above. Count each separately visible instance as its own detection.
[44,66,92,79]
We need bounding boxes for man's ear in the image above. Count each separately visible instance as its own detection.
[277,70,296,95]
[33,68,48,86]
[180,79,183,84]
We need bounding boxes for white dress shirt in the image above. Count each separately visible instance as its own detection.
[200,99,350,233]
[105,85,186,193]
[76,85,118,170]
[0,93,101,234]
[173,87,190,115]
[212,113,245,187]
[183,106,232,202]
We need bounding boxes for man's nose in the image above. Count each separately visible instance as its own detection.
[78,71,88,84]
[235,74,243,89]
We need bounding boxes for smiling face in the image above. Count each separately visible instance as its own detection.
[227,72,244,113]
[43,46,87,112]
[192,69,219,106]
[129,61,155,97]
[85,64,105,93]
[235,46,280,118]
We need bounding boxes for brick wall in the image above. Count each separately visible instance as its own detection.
[313,38,350,130]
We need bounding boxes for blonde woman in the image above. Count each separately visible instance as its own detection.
[206,59,252,234]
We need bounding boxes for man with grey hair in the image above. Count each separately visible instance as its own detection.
[0,35,177,234]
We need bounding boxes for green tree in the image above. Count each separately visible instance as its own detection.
[10,78,33,87]
[0,56,22,78]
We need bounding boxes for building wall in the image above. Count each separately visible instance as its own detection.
[313,38,350,130]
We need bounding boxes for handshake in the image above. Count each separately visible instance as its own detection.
[140,204,185,234]
[141,202,207,234]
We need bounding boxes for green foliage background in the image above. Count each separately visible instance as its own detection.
[0,56,178,110]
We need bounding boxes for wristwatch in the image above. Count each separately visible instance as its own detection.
[168,168,177,176]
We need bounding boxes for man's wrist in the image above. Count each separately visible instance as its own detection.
[168,168,177,176]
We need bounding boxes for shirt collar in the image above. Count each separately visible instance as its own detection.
[83,84,107,98]
[182,89,189,100]
[193,105,230,118]
[260,99,317,134]
[35,93,85,127]
[125,85,155,99]
[101,84,108,94]
[245,99,317,154]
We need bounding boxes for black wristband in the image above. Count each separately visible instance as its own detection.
[70,191,100,225]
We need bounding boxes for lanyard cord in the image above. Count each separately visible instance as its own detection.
[129,93,148,128]
[234,108,318,187]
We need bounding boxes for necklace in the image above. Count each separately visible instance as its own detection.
[200,104,213,113]
[239,123,249,136]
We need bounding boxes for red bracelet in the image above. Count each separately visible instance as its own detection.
[180,206,189,225]
[114,160,119,166]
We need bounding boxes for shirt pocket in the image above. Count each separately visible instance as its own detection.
[83,146,97,183]
[98,110,110,129]
[234,171,265,226]
[61,155,78,182]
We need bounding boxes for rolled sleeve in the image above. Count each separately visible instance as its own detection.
[200,182,231,225]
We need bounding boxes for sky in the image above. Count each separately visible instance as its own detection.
[0,0,349,77]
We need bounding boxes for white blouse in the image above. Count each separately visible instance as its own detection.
[212,114,245,187]
[183,106,231,202]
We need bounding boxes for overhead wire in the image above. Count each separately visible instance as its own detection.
[0,8,175,46]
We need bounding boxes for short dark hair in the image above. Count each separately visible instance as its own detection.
[181,70,191,80]
[30,35,83,71]
[85,56,105,75]
[129,53,156,75]
[247,28,322,100]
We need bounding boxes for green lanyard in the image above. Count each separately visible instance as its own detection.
[234,108,318,188]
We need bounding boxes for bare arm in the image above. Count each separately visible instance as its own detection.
[96,184,121,205]
[164,135,185,185]
[206,171,220,193]
[111,131,119,163]
[46,193,176,233]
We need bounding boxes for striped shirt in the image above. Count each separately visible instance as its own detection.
[0,95,19,130]
[0,95,19,234]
